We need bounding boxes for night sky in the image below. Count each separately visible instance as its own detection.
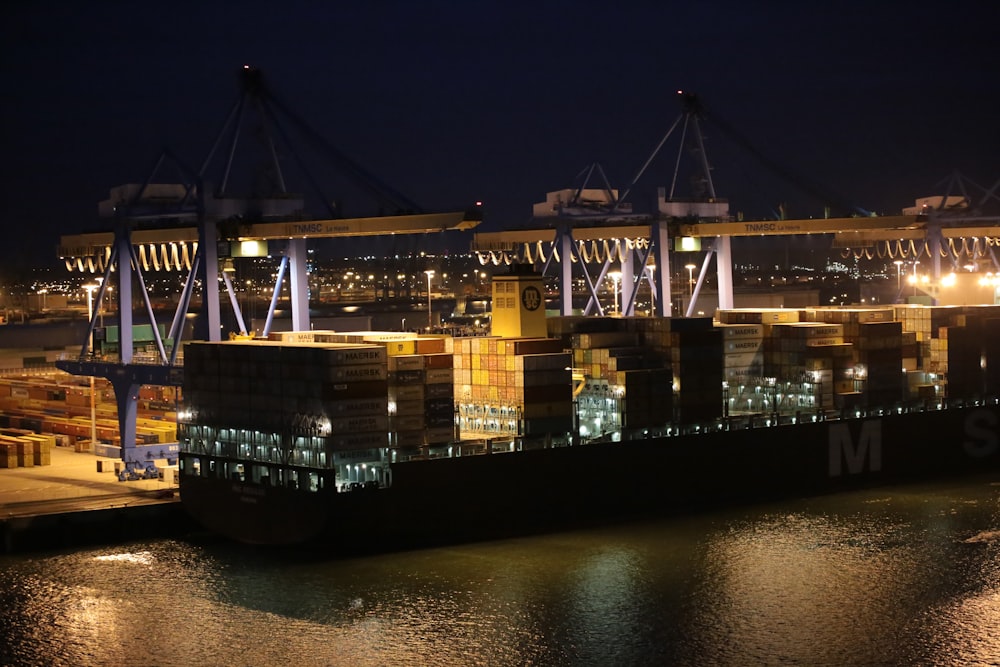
[2,1,998,267]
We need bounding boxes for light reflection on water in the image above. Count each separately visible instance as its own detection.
[2,476,1000,666]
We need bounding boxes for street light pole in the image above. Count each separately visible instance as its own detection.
[84,284,98,447]
[685,264,696,297]
[424,270,434,330]
[894,260,903,291]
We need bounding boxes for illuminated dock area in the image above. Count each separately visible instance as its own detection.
[0,436,190,554]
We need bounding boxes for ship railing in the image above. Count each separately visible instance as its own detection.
[57,350,184,367]
[0,364,60,377]
[575,395,998,445]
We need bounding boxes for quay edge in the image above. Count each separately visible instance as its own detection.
[1,500,197,555]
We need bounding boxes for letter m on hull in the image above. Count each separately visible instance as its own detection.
[828,420,882,477]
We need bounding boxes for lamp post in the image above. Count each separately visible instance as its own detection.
[684,264,696,297]
[894,260,903,290]
[912,260,919,297]
[608,271,622,314]
[424,270,434,330]
[84,284,97,332]
[84,284,98,447]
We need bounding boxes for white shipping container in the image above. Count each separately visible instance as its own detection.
[724,339,763,354]
[716,324,764,340]
[328,364,388,382]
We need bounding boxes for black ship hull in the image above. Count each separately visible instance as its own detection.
[179,404,1000,551]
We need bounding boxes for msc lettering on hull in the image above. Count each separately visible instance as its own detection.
[828,420,882,477]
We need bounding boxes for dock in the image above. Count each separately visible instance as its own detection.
[0,445,194,553]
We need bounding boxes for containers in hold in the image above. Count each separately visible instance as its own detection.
[455,336,571,439]
[181,339,394,467]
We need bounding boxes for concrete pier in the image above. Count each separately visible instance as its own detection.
[0,445,195,553]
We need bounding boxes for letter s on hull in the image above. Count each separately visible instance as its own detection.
[964,409,999,459]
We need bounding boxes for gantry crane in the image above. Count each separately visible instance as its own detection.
[472,93,1000,317]
[55,67,480,474]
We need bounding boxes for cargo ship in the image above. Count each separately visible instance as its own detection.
[177,269,1000,549]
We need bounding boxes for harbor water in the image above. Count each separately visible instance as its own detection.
[3,474,1000,666]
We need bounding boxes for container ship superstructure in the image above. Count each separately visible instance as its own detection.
[177,267,1000,548]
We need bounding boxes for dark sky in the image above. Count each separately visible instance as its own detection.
[2,1,998,267]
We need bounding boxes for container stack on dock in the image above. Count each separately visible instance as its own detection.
[453,336,572,440]
[0,441,16,468]
[0,373,176,453]
[0,431,54,468]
